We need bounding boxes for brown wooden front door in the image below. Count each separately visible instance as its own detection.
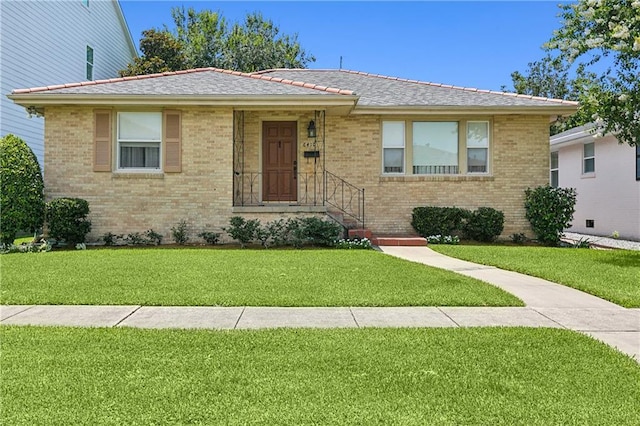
[262,121,297,202]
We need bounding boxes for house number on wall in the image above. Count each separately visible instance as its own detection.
[302,141,317,148]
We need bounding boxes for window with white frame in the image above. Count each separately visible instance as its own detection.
[467,121,489,173]
[382,121,405,173]
[550,151,559,187]
[117,112,162,170]
[413,122,459,174]
[86,45,94,81]
[583,142,595,174]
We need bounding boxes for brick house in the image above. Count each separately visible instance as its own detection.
[8,68,577,242]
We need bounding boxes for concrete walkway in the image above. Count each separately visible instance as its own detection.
[1,246,638,362]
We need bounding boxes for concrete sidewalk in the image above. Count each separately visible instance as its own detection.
[1,246,638,362]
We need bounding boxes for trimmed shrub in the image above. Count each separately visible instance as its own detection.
[46,198,92,245]
[524,185,577,246]
[411,206,470,238]
[0,134,45,246]
[298,217,341,247]
[463,207,504,242]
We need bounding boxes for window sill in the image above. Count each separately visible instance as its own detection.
[581,173,596,179]
[379,174,494,182]
[112,171,164,179]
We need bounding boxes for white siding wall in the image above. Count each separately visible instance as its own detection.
[0,0,136,166]
[555,135,640,240]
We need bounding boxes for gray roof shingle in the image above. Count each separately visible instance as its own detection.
[258,69,576,108]
[11,67,577,110]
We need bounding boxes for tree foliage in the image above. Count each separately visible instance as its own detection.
[120,7,314,77]
[524,186,577,246]
[120,29,186,77]
[505,1,639,145]
[546,0,639,146]
[0,134,45,245]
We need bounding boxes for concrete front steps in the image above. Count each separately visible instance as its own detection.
[347,229,427,247]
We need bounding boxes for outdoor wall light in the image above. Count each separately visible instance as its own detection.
[307,120,316,138]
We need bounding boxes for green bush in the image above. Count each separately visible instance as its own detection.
[411,206,470,238]
[463,207,505,242]
[171,220,190,245]
[524,185,577,246]
[0,134,45,246]
[46,198,92,245]
[198,231,220,245]
[225,216,260,248]
[298,217,341,247]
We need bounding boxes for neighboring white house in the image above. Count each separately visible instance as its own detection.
[550,124,640,241]
[0,0,136,166]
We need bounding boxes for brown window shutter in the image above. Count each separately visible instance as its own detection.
[93,110,112,172]
[164,110,182,173]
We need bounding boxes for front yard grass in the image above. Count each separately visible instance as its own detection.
[2,326,638,425]
[0,249,522,306]
[431,245,640,308]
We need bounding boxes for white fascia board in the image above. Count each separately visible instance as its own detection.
[8,94,359,109]
[350,105,578,116]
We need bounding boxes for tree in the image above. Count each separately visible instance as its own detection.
[0,134,45,245]
[120,7,315,76]
[505,55,601,135]
[546,0,640,146]
[120,29,186,77]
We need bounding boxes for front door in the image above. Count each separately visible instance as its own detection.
[262,121,297,202]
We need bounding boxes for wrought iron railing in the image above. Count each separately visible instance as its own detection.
[233,171,324,206]
[233,170,365,229]
[324,170,365,229]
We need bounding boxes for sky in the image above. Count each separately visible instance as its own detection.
[119,1,570,92]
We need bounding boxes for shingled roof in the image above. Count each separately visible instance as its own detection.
[9,67,577,114]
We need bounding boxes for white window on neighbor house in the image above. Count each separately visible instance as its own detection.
[117,112,162,170]
[413,122,459,174]
[382,121,405,173]
[583,142,595,174]
[550,151,559,187]
[86,45,94,81]
[466,121,489,173]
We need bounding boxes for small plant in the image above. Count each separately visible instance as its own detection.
[224,217,260,248]
[1,239,51,254]
[426,234,460,245]
[145,229,163,245]
[198,231,220,245]
[171,220,190,245]
[75,243,86,250]
[298,217,342,247]
[572,238,592,249]
[611,231,620,239]
[125,232,146,246]
[335,238,373,249]
[101,232,124,246]
[510,233,527,244]
[524,185,577,246]
[266,219,289,246]
[45,198,92,246]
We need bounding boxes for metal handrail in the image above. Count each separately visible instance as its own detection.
[323,170,365,228]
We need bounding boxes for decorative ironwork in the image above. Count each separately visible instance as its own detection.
[233,171,323,206]
[233,111,244,206]
[324,170,365,228]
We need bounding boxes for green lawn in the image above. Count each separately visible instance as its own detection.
[0,249,522,306]
[2,326,638,425]
[431,245,640,308]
